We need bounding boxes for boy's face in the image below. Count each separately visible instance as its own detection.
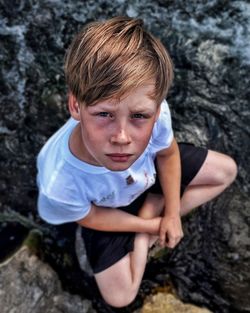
[72,83,160,171]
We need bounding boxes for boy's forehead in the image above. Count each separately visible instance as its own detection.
[94,83,156,108]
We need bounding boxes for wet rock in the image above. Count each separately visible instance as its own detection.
[0,242,96,313]
[158,186,250,313]
[0,1,249,313]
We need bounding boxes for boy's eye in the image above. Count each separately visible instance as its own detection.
[131,113,147,119]
[97,112,113,118]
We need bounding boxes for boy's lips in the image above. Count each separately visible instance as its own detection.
[106,153,133,162]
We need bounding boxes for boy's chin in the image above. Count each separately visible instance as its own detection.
[104,160,135,172]
[105,163,131,172]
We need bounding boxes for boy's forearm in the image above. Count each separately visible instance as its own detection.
[156,138,181,216]
[76,204,161,234]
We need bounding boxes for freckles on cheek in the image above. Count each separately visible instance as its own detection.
[135,132,149,145]
[84,127,104,145]
[88,116,110,128]
[137,129,153,147]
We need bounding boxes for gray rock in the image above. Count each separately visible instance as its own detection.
[0,245,96,313]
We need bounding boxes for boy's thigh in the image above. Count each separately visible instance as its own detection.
[149,142,208,196]
[81,194,146,275]
[178,143,208,193]
[81,226,135,274]
[186,149,236,186]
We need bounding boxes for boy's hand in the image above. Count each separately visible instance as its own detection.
[159,213,183,248]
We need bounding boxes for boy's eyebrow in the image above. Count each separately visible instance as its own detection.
[130,107,156,114]
[90,103,118,111]
[130,100,157,113]
[90,95,157,112]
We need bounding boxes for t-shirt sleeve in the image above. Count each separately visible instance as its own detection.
[149,99,174,153]
[38,192,91,225]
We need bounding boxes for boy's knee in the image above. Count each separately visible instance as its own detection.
[223,156,238,186]
[103,289,137,308]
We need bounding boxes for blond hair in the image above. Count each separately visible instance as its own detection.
[64,16,173,106]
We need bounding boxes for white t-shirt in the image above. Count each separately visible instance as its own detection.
[37,100,174,224]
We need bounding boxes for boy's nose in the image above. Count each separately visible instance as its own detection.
[110,128,131,145]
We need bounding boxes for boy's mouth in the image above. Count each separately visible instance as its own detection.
[106,153,133,162]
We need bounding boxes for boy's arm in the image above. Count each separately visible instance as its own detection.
[76,204,161,235]
[156,138,184,248]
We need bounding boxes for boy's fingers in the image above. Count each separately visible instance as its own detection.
[166,237,177,249]
[166,235,183,248]
[159,232,166,247]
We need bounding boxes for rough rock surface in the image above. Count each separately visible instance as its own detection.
[153,187,250,313]
[0,1,249,313]
[0,244,96,313]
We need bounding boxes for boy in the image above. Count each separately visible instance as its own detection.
[37,17,237,307]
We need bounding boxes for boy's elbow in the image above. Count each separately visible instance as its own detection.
[77,206,95,227]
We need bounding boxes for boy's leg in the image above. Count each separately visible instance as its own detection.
[95,233,149,307]
[180,149,237,216]
[94,193,164,308]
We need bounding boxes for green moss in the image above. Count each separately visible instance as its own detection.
[23,229,43,254]
[62,253,73,267]
[153,248,170,259]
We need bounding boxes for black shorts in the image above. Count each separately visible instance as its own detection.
[81,143,208,274]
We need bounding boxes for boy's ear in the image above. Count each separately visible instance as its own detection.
[68,92,80,121]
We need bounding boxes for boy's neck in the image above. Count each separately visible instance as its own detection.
[69,124,90,164]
